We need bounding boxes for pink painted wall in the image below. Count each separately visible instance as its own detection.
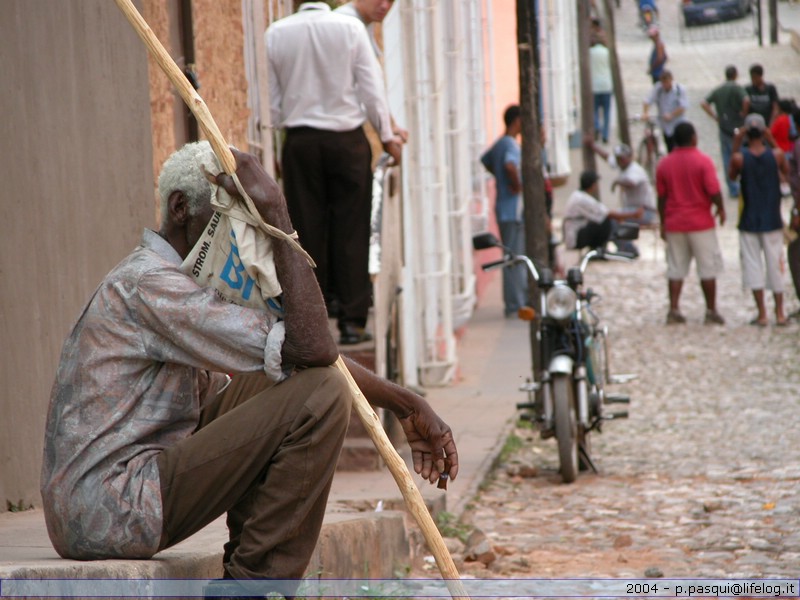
[489,0,521,139]
[474,0,521,301]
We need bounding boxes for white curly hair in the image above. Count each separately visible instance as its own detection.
[157,141,215,224]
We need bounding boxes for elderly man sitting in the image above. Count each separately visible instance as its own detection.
[40,142,459,599]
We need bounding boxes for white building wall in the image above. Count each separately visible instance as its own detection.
[393,0,457,387]
[539,0,579,179]
[384,0,494,387]
[442,0,478,331]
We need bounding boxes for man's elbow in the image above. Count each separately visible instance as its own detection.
[313,344,340,367]
[283,338,339,368]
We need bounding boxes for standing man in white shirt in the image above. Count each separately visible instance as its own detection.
[267,2,403,345]
[335,0,408,143]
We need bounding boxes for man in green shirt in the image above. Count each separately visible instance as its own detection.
[701,65,750,199]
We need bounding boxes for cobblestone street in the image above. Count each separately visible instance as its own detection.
[445,0,800,581]
[457,247,800,578]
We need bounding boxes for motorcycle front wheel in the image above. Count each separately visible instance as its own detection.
[552,374,579,483]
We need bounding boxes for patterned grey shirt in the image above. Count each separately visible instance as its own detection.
[41,229,286,559]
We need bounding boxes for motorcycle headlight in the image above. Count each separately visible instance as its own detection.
[546,285,577,321]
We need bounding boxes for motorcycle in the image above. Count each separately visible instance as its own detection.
[472,228,639,483]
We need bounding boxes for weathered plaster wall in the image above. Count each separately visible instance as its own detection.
[193,0,249,151]
[143,0,249,225]
[0,0,154,511]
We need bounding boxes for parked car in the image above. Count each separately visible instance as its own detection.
[682,0,751,26]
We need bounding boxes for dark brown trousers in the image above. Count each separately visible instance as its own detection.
[156,367,351,580]
[281,126,373,331]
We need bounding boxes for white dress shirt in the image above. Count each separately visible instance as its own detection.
[266,3,393,142]
[334,2,382,58]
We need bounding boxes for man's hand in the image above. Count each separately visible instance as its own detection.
[383,137,404,166]
[215,148,287,227]
[700,101,717,122]
[343,356,459,485]
[398,401,459,485]
[393,124,410,144]
[713,196,726,226]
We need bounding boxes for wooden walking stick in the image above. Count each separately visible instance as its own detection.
[112,1,468,597]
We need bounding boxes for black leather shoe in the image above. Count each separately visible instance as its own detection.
[339,325,373,345]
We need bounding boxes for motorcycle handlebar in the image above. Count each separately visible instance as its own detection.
[480,255,540,282]
[481,259,509,271]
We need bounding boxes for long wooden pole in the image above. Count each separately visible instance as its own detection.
[112,0,466,596]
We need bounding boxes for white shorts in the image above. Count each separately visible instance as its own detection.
[739,229,785,292]
[665,229,724,280]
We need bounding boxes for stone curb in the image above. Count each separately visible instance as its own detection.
[0,510,410,584]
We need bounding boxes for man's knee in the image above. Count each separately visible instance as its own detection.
[296,367,352,425]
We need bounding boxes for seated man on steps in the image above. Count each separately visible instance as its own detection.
[40,142,459,599]
[563,170,643,255]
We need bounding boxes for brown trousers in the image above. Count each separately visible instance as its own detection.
[155,367,351,580]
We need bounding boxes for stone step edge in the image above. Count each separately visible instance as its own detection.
[0,511,411,583]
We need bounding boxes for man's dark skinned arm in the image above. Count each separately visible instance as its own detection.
[728,152,743,184]
[711,192,726,226]
[657,194,667,240]
[609,206,644,221]
[505,161,522,194]
[343,356,459,486]
[216,149,338,367]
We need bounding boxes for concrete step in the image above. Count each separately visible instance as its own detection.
[338,436,383,471]
[0,508,411,590]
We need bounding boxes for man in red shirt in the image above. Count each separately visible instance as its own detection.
[656,122,727,325]
[770,99,796,154]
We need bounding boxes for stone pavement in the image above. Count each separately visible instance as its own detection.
[779,0,800,51]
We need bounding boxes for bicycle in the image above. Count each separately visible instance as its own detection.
[631,116,663,184]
